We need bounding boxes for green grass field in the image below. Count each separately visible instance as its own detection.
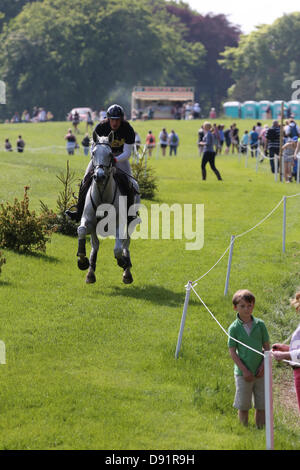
[0,118,299,450]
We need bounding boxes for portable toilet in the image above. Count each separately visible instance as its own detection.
[258,101,273,120]
[272,101,288,119]
[241,101,258,119]
[223,101,240,118]
[288,100,300,120]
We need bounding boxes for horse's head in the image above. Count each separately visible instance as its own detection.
[91,135,114,185]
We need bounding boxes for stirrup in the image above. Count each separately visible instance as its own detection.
[65,205,79,221]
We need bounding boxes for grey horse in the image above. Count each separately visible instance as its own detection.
[77,135,139,284]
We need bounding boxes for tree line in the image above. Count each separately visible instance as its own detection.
[0,0,240,120]
[1,1,299,121]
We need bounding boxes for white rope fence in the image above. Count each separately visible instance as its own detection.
[175,191,300,449]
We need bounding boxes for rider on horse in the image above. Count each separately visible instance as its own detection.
[66,104,138,223]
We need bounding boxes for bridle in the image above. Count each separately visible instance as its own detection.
[90,142,117,210]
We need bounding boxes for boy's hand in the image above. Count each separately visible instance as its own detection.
[243,369,254,382]
[256,362,264,378]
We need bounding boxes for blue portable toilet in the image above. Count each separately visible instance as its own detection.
[272,101,288,119]
[223,101,240,118]
[258,101,273,119]
[288,100,300,120]
[241,101,258,119]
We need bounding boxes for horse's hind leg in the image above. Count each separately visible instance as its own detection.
[86,230,99,284]
[121,237,133,284]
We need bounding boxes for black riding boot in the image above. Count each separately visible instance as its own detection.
[113,171,138,224]
[65,172,93,222]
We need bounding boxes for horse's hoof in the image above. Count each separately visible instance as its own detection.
[123,270,133,284]
[77,256,89,271]
[86,272,96,284]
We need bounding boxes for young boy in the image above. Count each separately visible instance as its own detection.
[228,289,270,428]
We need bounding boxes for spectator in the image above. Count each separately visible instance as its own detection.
[86,111,94,132]
[231,123,239,154]
[47,111,54,121]
[224,126,232,154]
[249,126,259,158]
[212,123,220,153]
[240,130,249,154]
[255,122,262,137]
[159,128,168,156]
[64,128,77,155]
[199,121,222,181]
[193,102,201,119]
[209,107,217,119]
[11,111,20,123]
[266,105,272,119]
[259,125,269,151]
[38,108,46,122]
[218,125,225,154]
[21,110,30,123]
[81,133,90,156]
[145,130,155,157]
[272,291,300,413]
[147,107,154,120]
[134,131,141,152]
[228,289,270,428]
[286,118,299,138]
[265,120,281,173]
[185,102,192,120]
[16,135,25,153]
[32,106,39,121]
[281,135,298,183]
[198,125,205,156]
[99,109,107,121]
[168,130,179,156]
[4,138,12,152]
[72,111,80,134]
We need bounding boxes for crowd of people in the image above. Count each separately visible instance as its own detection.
[137,128,180,157]
[197,118,300,183]
[8,107,54,124]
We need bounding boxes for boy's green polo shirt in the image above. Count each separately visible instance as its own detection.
[228,315,269,376]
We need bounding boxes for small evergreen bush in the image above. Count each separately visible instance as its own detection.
[131,157,158,200]
[0,186,55,253]
[40,160,78,236]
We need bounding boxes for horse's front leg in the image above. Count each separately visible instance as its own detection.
[86,230,99,284]
[77,222,90,271]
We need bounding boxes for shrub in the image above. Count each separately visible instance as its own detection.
[0,251,6,273]
[0,186,55,253]
[40,160,78,236]
[131,157,158,200]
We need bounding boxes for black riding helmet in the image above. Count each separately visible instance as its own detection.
[106,104,124,120]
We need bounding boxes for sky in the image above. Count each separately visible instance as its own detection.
[184,0,300,34]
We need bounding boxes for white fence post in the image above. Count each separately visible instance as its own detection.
[224,235,235,296]
[275,156,278,182]
[282,196,287,253]
[264,351,274,450]
[175,281,193,359]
